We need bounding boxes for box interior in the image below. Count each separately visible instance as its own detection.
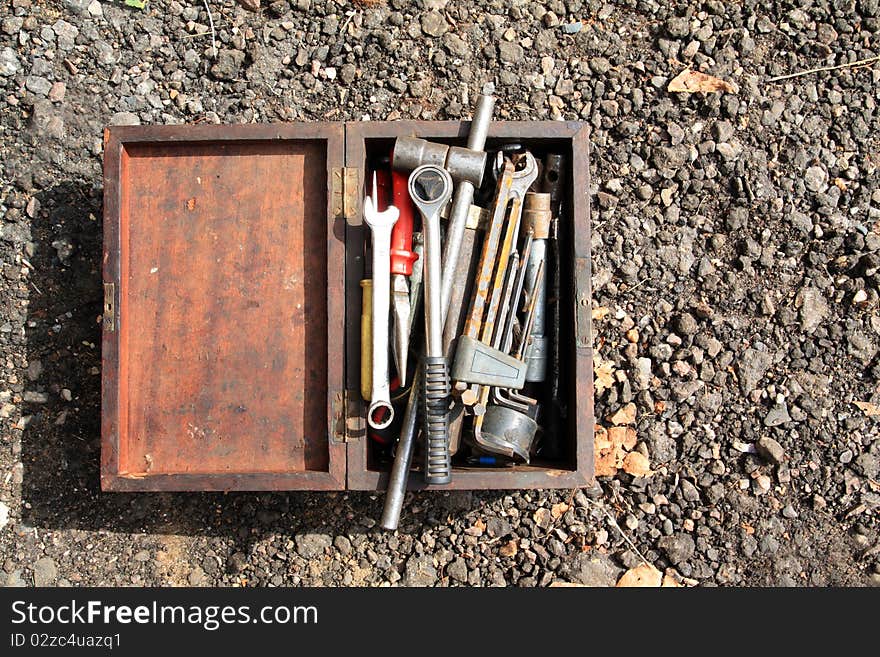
[357,135,578,478]
[115,139,331,477]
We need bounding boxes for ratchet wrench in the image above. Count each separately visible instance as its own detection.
[408,165,454,485]
[364,173,400,430]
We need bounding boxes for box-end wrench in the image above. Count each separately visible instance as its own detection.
[408,165,453,485]
[364,173,400,430]
[381,94,495,530]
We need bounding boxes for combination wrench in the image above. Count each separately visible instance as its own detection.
[364,173,400,430]
[408,165,454,484]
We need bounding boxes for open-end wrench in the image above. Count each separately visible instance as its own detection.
[408,165,453,485]
[364,173,400,430]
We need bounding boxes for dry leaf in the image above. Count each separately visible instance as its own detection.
[622,451,652,477]
[592,306,610,320]
[662,574,683,587]
[551,502,570,520]
[474,518,486,531]
[617,563,662,587]
[594,357,615,393]
[594,444,619,477]
[499,540,518,558]
[668,69,739,94]
[608,426,637,450]
[854,401,880,416]
[233,0,260,10]
[610,402,636,426]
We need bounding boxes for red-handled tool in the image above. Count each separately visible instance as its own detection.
[391,170,419,275]
[390,169,419,385]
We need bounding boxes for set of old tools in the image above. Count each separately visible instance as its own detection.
[358,96,568,529]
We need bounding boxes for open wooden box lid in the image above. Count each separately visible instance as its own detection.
[101,124,347,491]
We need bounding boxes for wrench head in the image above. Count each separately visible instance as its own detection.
[408,164,453,219]
[364,171,400,229]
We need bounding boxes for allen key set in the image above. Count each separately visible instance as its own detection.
[101,102,592,506]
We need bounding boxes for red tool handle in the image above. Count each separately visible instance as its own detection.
[374,168,392,211]
[390,169,419,276]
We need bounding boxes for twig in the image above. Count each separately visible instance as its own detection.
[768,55,880,82]
[584,497,652,567]
[202,0,218,59]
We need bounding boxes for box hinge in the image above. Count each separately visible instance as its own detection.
[344,388,366,443]
[331,389,366,443]
[103,282,115,332]
[574,257,591,349]
[332,167,361,225]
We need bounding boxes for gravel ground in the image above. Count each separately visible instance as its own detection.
[2,0,880,587]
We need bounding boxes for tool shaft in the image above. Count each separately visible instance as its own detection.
[381,95,494,529]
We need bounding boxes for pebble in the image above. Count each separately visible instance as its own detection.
[295,533,331,559]
[0,47,20,76]
[32,557,58,586]
[402,554,437,586]
[757,436,786,465]
[658,533,695,565]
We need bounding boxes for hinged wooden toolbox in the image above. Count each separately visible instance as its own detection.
[100,119,594,493]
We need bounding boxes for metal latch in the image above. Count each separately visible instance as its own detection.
[103,282,115,332]
[331,167,361,225]
[574,257,591,349]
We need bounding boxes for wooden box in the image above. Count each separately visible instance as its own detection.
[101,121,593,492]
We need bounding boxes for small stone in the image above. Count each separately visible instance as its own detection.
[0,47,20,76]
[420,11,447,37]
[782,504,799,519]
[48,82,66,102]
[680,479,700,503]
[804,165,828,193]
[110,112,141,126]
[0,501,9,529]
[563,552,622,586]
[658,533,695,565]
[295,533,331,559]
[562,22,583,34]
[87,0,103,17]
[674,312,698,336]
[764,402,792,427]
[403,554,437,586]
[797,287,828,333]
[756,436,786,465]
[26,76,53,96]
[60,388,72,401]
[447,558,467,583]
[27,360,43,381]
[853,452,879,479]
[210,49,246,81]
[498,41,523,64]
[23,391,49,403]
[52,238,74,265]
[33,557,58,586]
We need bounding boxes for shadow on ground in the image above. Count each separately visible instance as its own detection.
[20,178,506,545]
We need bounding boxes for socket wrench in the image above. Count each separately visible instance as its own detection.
[409,165,453,484]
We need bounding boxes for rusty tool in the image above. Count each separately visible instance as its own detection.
[473,261,545,461]
[364,173,400,431]
[390,169,419,386]
[381,94,495,530]
[408,164,453,485]
[453,151,538,398]
[393,137,487,187]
